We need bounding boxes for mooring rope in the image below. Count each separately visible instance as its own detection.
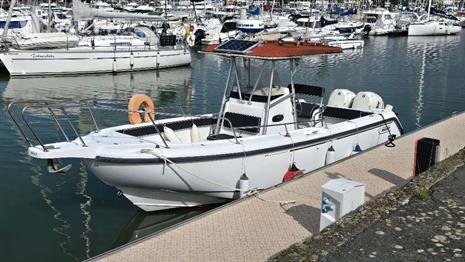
[141,149,245,192]
[141,148,297,206]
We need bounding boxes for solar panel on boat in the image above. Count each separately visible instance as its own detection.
[214,39,259,54]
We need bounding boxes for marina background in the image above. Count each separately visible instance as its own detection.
[0,32,464,261]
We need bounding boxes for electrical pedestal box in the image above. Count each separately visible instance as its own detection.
[320,178,365,231]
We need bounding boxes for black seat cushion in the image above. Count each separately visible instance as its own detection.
[207,134,237,140]
[223,112,261,133]
[323,106,372,119]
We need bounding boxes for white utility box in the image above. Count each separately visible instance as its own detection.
[320,178,365,231]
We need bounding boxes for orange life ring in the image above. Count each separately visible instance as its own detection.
[128,94,156,124]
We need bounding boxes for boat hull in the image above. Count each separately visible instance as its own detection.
[0,47,191,77]
[408,22,462,36]
[85,115,402,211]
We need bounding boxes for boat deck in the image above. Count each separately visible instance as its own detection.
[94,111,465,262]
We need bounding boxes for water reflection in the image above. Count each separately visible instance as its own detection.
[0,68,202,261]
[3,68,192,107]
[112,204,220,248]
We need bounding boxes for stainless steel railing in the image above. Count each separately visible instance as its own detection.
[7,101,322,152]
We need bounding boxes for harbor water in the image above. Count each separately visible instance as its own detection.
[1,31,464,261]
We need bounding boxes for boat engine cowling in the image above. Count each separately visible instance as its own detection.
[327,89,356,108]
[351,92,384,112]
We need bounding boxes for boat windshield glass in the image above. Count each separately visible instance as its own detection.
[221,22,236,33]
[365,16,378,23]
[229,60,284,99]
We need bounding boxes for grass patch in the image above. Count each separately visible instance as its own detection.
[414,187,431,200]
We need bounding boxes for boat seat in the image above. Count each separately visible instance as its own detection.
[222,112,261,134]
[323,106,372,120]
[206,133,239,141]
[288,84,325,97]
[296,102,321,119]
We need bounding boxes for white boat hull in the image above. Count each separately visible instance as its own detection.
[80,114,401,211]
[408,21,462,36]
[0,47,191,77]
[328,40,364,49]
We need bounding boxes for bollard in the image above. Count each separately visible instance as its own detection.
[414,137,440,176]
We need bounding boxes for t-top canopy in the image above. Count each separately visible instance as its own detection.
[202,40,342,60]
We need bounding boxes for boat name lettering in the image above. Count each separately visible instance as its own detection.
[378,126,391,134]
[32,54,55,58]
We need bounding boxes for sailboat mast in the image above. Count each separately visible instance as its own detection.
[47,0,52,32]
[2,0,17,39]
[427,0,432,20]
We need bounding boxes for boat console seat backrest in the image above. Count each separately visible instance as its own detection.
[221,97,265,134]
[296,102,321,119]
[223,112,261,133]
[287,84,325,98]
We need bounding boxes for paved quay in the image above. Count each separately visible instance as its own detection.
[324,159,465,262]
[94,111,465,262]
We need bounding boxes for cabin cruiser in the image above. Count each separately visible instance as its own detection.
[9,40,403,211]
[201,19,239,45]
[362,8,398,36]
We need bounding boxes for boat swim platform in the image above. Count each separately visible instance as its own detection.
[93,111,465,262]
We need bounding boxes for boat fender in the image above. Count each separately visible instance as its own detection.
[112,59,117,73]
[282,163,304,182]
[352,144,362,154]
[130,52,134,68]
[128,94,156,124]
[163,126,181,143]
[190,123,201,143]
[325,146,336,165]
[239,173,249,198]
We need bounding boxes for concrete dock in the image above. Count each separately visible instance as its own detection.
[95,112,465,262]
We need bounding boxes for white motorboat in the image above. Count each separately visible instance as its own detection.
[9,40,403,211]
[200,19,239,45]
[362,8,398,36]
[0,31,191,77]
[324,35,364,49]
[408,16,462,36]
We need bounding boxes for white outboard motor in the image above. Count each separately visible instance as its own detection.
[351,92,384,112]
[327,89,356,108]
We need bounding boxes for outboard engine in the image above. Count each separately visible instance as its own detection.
[193,29,206,46]
[327,89,356,108]
[363,24,371,37]
[351,92,384,112]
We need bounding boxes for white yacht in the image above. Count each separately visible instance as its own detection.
[408,18,462,36]
[9,40,403,211]
[362,8,398,36]
[0,30,191,77]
